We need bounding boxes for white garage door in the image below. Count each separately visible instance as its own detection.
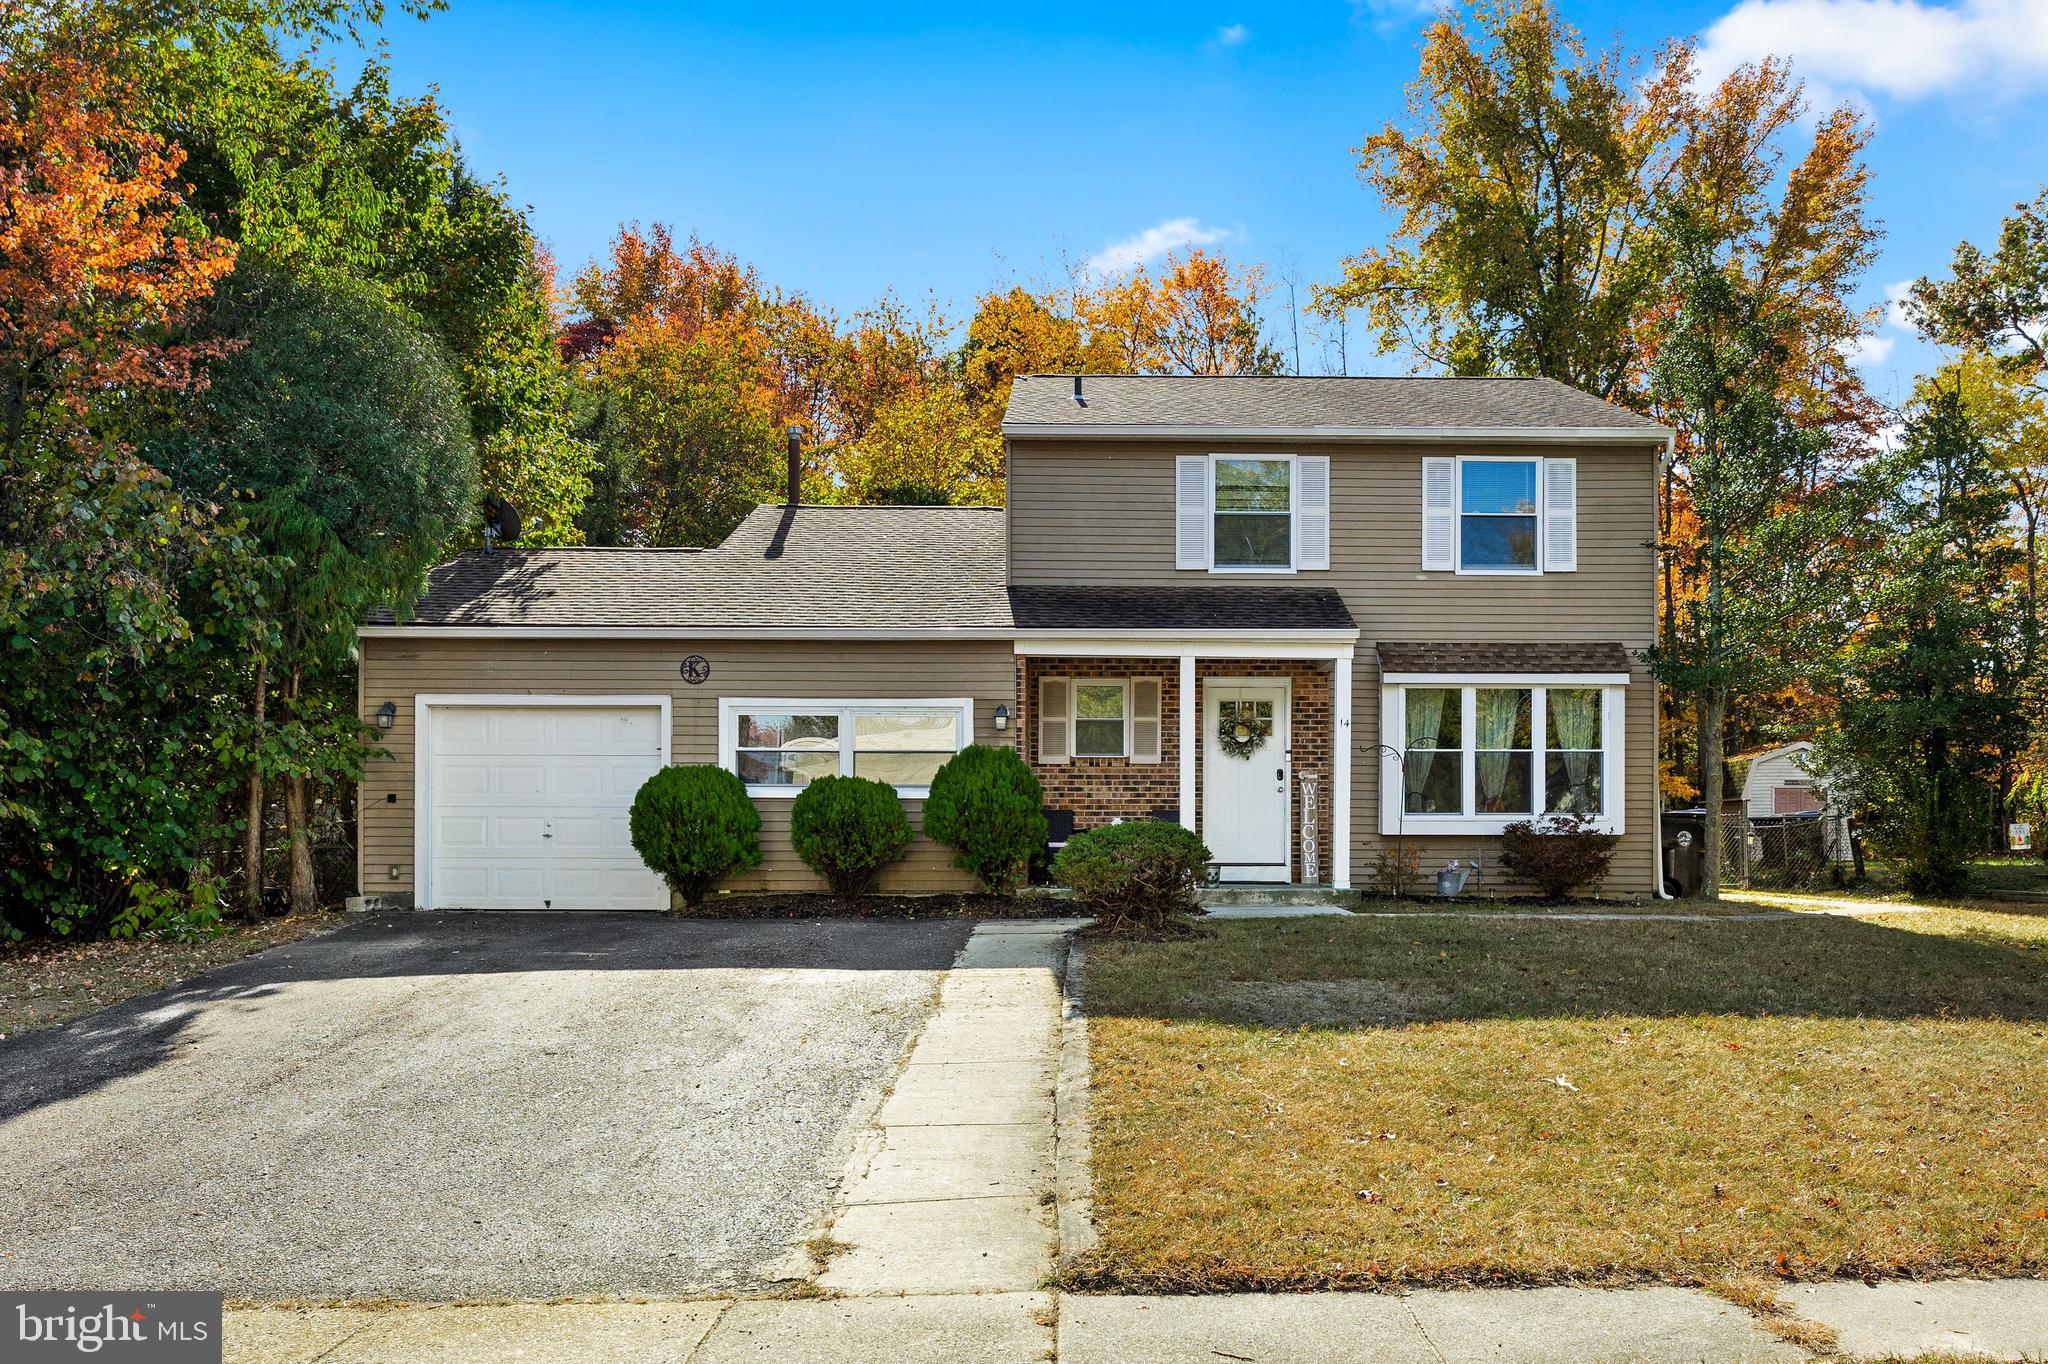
[425,702,669,911]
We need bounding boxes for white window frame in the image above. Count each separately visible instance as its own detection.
[1455,455,1545,576]
[719,697,973,798]
[1209,452,1298,575]
[1069,679,1131,759]
[1377,677,1626,835]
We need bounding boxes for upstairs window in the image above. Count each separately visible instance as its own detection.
[1459,459,1540,571]
[1213,458,1292,569]
[1177,454,1330,573]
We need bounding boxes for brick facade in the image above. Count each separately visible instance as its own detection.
[1017,655,1335,883]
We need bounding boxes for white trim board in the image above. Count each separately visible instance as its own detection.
[412,693,673,912]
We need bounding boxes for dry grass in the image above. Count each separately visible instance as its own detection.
[1074,910,2048,1293]
[1356,895,1768,917]
[1709,1275,1841,1355]
[0,911,343,1038]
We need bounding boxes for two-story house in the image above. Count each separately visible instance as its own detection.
[355,375,1667,909]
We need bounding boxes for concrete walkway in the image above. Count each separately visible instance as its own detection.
[222,916,2048,1363]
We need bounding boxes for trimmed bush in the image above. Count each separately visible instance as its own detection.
[1054,821,1212,930]
[921,745,1047,894]
[629,765,763,907]
[1498,813,1620,902]
[789,775,912,897]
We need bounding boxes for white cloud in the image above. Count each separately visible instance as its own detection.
[1214,22,1250,47]
[1697,0,2048,101]
[1348,0,1440,34]
[1842,332,1897,367]
[1086,218,1233,277]
[1882,278,1917,332]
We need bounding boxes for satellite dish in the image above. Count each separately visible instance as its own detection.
[481,497,521,553]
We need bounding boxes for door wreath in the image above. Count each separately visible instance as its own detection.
[1217,702,1272,760]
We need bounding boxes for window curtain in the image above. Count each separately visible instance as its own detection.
[1405,689,1448,808]
[1475,689,1524,806]
[1550,688,1599,806]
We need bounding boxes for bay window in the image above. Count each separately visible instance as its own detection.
[721,699,972,796]
[1384,681,1623,834]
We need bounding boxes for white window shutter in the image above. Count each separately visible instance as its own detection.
[1037,677,1070,766]
[1544,457,1578,572]
[1176,455,1211,570]
[1421,457,1456,571]
[1296,456,1330,570]
[1131,678,1163,763]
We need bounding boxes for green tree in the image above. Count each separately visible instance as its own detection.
[1911,187,2048,398]
[1649,215,1860,898]
[155,265,478,913]
[1822,387,2027,894]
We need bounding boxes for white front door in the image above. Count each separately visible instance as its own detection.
[1203,680,1292,883]
[426,703,669,911]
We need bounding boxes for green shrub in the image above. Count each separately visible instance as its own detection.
[1498,813,1620,902]
[921,745,1047,893]
[1054,821,1212,930]
[789,775,912,897]
[629,765,763,907]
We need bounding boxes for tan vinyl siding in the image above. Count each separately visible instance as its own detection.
[1008,437,1661,895]
[358,637,1017,899]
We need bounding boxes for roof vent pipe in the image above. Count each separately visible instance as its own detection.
[786,425,802,506]
[1072,375,1085,406]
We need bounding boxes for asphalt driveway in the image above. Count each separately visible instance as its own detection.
[0,912,973,1300]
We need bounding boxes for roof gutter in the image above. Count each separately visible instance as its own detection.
[355,625,1024,641]
[1000,423,1673,444]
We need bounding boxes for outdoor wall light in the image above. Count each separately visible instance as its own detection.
[993,704,1010,732]
[375,701,397,731]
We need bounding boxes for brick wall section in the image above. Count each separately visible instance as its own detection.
[1018,656,1334,883]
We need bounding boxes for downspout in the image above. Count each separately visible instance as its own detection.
[1655,434,1676,900]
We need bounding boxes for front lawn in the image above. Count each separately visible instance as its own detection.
[0,911,341,1039]
[1355,894,1765,917]
[1075,908,2048,1292]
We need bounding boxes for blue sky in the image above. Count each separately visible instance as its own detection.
[367,1,2048,403]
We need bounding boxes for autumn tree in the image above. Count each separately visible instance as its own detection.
[1317,0,1880,409]
[1074,248,1282,376]
[0,38,254,934]
[960,286,1085,414]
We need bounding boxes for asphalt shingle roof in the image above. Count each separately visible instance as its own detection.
[1007,585,1355,632]
[1376,641,1635,674]
[1002,374,1666,436]
[367,505,1010,630]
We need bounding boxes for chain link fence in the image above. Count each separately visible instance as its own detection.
[1718,814,1836,890]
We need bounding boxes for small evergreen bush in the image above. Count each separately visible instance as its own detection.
[921,745,1047,893]
[1498,813,1620,902]
[789,775,912,897]
[1054,821,1212,930]
[629,765,763,907]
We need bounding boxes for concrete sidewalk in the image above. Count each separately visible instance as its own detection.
[225,1278,2048,1362]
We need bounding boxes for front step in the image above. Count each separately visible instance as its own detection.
[1199,884,1354,909]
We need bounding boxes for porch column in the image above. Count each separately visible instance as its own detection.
[1332,649,1353,889]
[1178,652,1196,833]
